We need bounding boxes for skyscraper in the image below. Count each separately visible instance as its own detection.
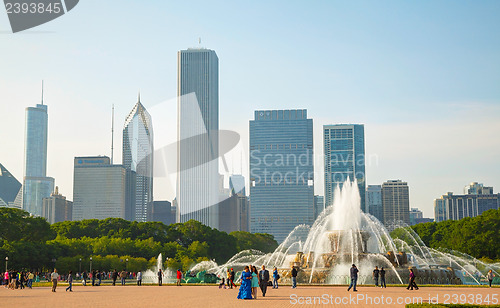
[73,156,134,220]
[249,109,314,243]
[0,163,22,208]
[23,90,54,216]
[381,179,410,228]
[323,124,366,211]
[177,48,219,228]
[366,185,383,222]
[123,95,154,222]
[229,174,246,196]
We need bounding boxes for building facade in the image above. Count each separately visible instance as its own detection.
[323,124,366,211]
[218,193,250,233]
[177,48,219,229]
[23,102,54,216]
[72,156,134,221]
[0,163,22,208]
[366,185,383,222]
[249,109,314,243]
[42,186,73,224]
[409,207,423,225]
[381,180,410,228]
[434,183,499,222]
[313,195,325,220]
[229,174,246,196]
[123,97,154,222]
[147,201,175,226]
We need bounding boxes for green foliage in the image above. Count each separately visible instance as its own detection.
[396,209,500,260]
[230,231,279,253]
[0,208,278,273]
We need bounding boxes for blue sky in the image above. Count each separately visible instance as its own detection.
[1,1,499,217]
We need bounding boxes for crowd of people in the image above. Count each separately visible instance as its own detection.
[3,264,497,295]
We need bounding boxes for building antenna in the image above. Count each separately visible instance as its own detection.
[111,104,114,164]
[199,37,201,45]
[41,80,44,105]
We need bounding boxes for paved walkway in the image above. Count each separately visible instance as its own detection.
[1,284,498,307]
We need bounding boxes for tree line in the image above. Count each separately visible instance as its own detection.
[0,208,278,273]
[392,208,500,261]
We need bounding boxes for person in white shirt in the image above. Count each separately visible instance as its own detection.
[51,269,59,292]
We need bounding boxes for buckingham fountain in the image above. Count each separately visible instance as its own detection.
[188,180,499,285]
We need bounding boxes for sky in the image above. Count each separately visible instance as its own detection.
[1,0,499,218]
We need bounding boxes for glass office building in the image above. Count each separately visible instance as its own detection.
[323,124,366,212]
[367,184,383,222]
[73,156,134,220]
[123,97,154,222]
[381,179,410,228]
[177,48,219,229]
[23,103,54,216]
[249,109,314,243]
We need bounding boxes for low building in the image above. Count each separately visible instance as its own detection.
[434,182,499,222]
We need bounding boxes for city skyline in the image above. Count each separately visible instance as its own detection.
[1,1,500,218]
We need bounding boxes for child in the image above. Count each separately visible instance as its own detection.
[219,277,226,289]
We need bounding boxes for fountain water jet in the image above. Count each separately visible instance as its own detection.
[190,179,499,285]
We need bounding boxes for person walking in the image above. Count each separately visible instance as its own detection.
[97,270,102,286]
[158,268,163,286]
[373,266,380,287]
[380,267,386,288]
[3,271,9,288]
[51,269,59,292]
[91,269,96,286]
[176,269,182,286]
[65,271,73,292]
[27,272,34,289]
[272,267,279,289]
[82,271,87,286]
[136,271,142,286]
[230,268,236,289]
[487,270,495,288]
[347,264,358,292]
[236,266,252,300]
[120,270,127,286]
[259,265,269,297]
[112,270,118,286]
[19,271,25,289]
[407,268,419,290]
[251,266,259,299]
[291,266,298,289]
[226,269,231,288]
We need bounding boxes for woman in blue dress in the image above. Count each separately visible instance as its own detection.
[237,266,253,300]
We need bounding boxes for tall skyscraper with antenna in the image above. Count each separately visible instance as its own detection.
[123,94,154,222]
[22,81,54,216]
[177,48,219,229]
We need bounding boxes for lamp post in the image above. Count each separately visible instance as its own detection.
[79,258,82,274]
[5,257,8,272]
[90,257,93,274]
[51,258,56,270]
[126,258,129,272]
